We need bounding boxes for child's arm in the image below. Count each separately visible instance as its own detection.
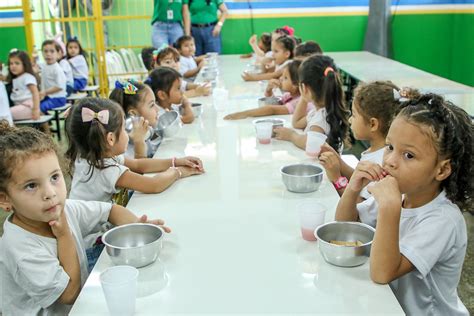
[183,84,211,98]
[49,210,81,305]
[179,97,195,123]
[183,60,205,79]
[28,84,41,119]
[274,125,325,150]
[368,176,414,284]
[249,35,265,57]
[39,86,61,100]
[224,105,289,120]
[292,98,309,129]
[242,69,283,82]
[107,204,171,232]
[264,79,280,97]
[129,117,150,159]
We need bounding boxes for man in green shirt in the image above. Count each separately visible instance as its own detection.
[151,0,190,48]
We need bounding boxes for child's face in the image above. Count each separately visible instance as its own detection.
[1,152,67,226]
[137,87,159,128]
[8,56,24,76]
[383,117,443,197]
[279,67,296,93]
[179,40,196,57]
[159,54,179,71]
[42,45,58,65]
[349,102,371,141]
[272,42,290,66]
[167,78,183,104]
[110,118,130,156]
[67,42,80,57]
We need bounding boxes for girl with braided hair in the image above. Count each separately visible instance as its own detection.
[336,93,472,315]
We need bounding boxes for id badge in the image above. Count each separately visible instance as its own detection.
[167,9,174,20]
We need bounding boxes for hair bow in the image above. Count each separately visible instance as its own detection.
[68,36,78,41]
[9,48,19,54]
[152,44,169,61]
[115,80,138,95]
[323,67,334,77]
[81,107,109,124]
[144,77,152,85]
[282,26,295,36]
[393,89,409,102]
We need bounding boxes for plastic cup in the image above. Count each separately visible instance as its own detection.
[255,121,273,144]
[306,132,327,157]
[213,88,229,111]
[298,200,327,241]
[100,265,139,316]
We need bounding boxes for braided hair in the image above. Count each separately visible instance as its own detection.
[398,93,473,211]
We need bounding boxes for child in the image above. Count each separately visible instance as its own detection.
[6,49,40,120]
[241,32,271,59]
[242,35,295,82]
[39,40,67,113]
[0,121,170,315]
[109,79,160,159]
[176,35,205,81]
[66,37,89,92]
[319,81,406,196]
[274,54,350,152]
[336,94,472,315]
[66,97,204,203]
[294,41,323,60]
[224,60,312,120]
[146,67,195,124]
[55,41,74,96]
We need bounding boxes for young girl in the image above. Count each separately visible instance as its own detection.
[336,94,472,315]
[66,37,89,92]
[55,41,74,96]
[6,49,40,120]
[241,32,271,59]
[109,79,160,159]
[224,60,312,120]
[40,40,67,113]
[146,67,195,124]
[242,35,295,82]
[274,54,350,152]
[176,35,205,81]
[319,81,407,196]
[0,121,170,315]
[66,97,203,203]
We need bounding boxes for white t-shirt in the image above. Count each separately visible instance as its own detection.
[180,79,188,92]
[59,59,74,86]
[68,55,89,79]
[1,199,112,316]
[359,147,385,200]
[10,73,37,103]
[69,155,129,203]
[275,59,291,72]
[0,82,13,125]
[179,55,197,78]
[40,63,67,98]
[264,51,273,58]
[304,107,330,134]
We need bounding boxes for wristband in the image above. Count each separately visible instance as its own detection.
[217,21,224,27]
[333,176,348,190]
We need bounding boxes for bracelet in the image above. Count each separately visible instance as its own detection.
[217,21,224,27]
[174,167,182,179]
[171,157,176,168]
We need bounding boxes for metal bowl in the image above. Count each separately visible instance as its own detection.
[156,110,182,138]
[258,96,282,107]
[191,103,203,117]
[315,221,376,267]
[102,223,164,268]
[253,118,285,137]
[280,164,324,193]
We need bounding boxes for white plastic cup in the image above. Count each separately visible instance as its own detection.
[298,200,327,241]
[306,132,327,157]
[100,266,139,316]
[255,121,273,144]
[213,88,229,110]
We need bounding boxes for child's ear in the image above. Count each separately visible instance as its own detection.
[128,109,138,117]
[157,90,167,101]
[106,131,116,147]
[0,192,13,212]
[435,159,452,181]
[369,117,380,132]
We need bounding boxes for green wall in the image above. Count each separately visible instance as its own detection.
[0,27,27,64]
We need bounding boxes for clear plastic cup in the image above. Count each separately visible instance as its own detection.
[100,265,139,316]
[213,88,229,111]
[298,200,327,241]
[255,121,273,144]
[306,132,327,157]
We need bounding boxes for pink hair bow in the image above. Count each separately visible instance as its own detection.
[282,26,294,37]
[81,107,109,124]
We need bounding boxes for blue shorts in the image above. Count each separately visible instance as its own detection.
[40,96,67,112]
[73,77,88,91]
[86,239,105,272]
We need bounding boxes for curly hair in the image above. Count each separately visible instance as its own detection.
[299,54,350,151]
[0,121,59,193]
[398,93,473,211]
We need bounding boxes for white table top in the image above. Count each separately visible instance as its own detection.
[71,55,403,315]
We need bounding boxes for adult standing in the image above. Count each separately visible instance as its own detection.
[151,0,190,49]
[183,0,229,56]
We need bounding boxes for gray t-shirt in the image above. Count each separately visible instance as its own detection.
[40,62,67,98]
[1,200,111,315]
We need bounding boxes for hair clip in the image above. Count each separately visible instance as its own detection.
[9,48,19,54]
[68,36,78,41]
[144,77,152,85]
[81,107,109,124]
[152,44,169,61]
[115,80,138,95]
[393,89,409,102]
[323,67,334,77]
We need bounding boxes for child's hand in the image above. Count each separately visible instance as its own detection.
[347,161,387,193]
[267,79,281,91]
[224,112,247,120]
[196,83,211,96]
[241,72,256,81]
[274,126,295,141]
[319,151,341,183]
[32,108,41,120]
[249,34,257,46]
[49,209,71,239]
[367,175,402,210]
[177,165,204,178]
[130,117,150,142]
[198,59,206,69]
[136,215,171,233]
[176,156,204,171]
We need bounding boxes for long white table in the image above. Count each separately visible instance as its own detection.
[71,55,403,315]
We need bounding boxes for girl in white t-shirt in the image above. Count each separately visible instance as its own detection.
[66,38,89,92]
[55,41,74,95]
[66,97,204,204]
[6,49,40,120]
[319,81,413,196]
[0,122,170,315]
[335,94,471,315]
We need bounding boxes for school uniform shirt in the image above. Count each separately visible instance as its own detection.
[69,55,89,80]
[59,58,74,87]
[275,59,292,72]
[40,63,67,98]
[359,147,385,200]
[69,155,129,203]
[179,55,197,78]
[10,73,37,103]
[1,199,112,316]
[0,82,13,124]
[151,0,184,24]
[304,107,330,134]
[180,78,188,92]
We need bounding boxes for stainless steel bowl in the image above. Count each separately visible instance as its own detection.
[191,103,203,117]
[258,97,282,107]
[315,221,375,267]
[280,164,324,193]
[253,118,285,137]
[102,223,164,268]
[156,110,182,138]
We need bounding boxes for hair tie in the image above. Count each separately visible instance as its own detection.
[323,67,334,77]
[282,26,294,37]
[82,107,109,125]
[68,36,78,41]
[9,48,19,54]
[115,80,138,95]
